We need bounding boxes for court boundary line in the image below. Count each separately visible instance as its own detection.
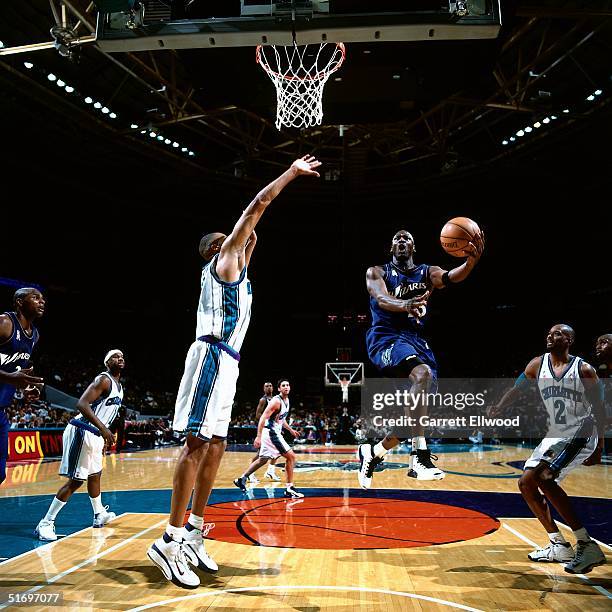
[125,585,485,612]
[0,514,130,568]
[502,520,612,600]
[0,515,166,610]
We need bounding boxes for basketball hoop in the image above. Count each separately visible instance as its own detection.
[256,42,346,130]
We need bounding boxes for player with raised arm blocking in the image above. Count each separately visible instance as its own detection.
[490,324,607,574]
[147,156,321,589]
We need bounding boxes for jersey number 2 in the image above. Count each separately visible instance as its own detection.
[554,400,567,425]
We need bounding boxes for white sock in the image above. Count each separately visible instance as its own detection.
[412,437,427,451]
[165,523,183,542]
[44,497,66,522]
[89,495,104,515]
[188,513,204,530]
[286,482,293,488]
[548,531,568,545]
[373,442,389,458]
[573,527,591,543]
[266,465,276,474]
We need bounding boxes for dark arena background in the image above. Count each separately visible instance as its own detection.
[0,1,611,611]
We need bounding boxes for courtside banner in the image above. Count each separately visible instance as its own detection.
[360,378,584,439]
[8,430,44,461]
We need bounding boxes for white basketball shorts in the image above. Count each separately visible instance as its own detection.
[259,427,291,459]
[59,423,104,481]
[173,340,240,440]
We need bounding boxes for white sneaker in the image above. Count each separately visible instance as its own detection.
[248,474,260,484]
[34,519,57,541]
[528,541,574,562]
[93,506,116,528]
[357,444,384,490]
[147,535,200,588]
[564,540,606,574]
[265,471,281,482]
[407,450,445,480]
[182,523,218,573]
[284,486,304,498]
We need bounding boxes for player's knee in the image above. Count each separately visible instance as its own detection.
[411,364,433,386]
[518,470,536,493]
[70,479,84,490]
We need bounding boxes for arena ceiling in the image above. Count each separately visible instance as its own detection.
[1,1,611,187]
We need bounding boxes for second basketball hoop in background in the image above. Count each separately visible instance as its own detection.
[256,42,346,129]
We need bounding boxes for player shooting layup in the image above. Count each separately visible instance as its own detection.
[358,228,484,488]
[148,156,321,589]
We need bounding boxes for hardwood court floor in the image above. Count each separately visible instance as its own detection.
[1,444,610,611]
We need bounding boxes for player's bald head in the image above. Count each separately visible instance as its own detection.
[199,232,226,261]
[551,323,575,343]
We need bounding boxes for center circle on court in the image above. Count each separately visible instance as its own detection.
[205,496,499,549]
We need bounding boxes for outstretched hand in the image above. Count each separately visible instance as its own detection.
[292,155,322,177]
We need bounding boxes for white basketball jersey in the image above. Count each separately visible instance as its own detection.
[196,255,252,351]
[266,395,290,433]
[79,372,123,428]
[538,354,590,435]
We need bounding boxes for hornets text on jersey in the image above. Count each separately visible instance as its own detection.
[538,353,592,436]
[77,372,124,428]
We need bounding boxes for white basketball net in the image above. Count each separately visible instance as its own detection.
[256,42,346,130]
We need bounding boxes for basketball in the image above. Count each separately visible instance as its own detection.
[440,217,480,257]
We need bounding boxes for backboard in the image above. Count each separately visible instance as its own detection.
[95,1,502,53]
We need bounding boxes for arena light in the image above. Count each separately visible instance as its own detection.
[109,112,117,119]
[84,96,93,104]
[47,73,57,81]
[188,151,195,156]
[23,61,34,69]
[181,147,187,152]
[157,135,164,141]
[101,106,110,114]
[164,138,171,144]
[542,117,550,124]
[586,94,595,101]
[93,101,102,109]
[65,85,74,93]
[524,126,532,133]
[502,140,508,145]
[516,129,525,137]
[562,108,569,113]
[131,123,138,129]
[550,115,557,120]
[140,129,146,134]
[594,89,603,96]
[149,131,157,138]
[509,136,516,141]
[172,142,179,148]
[533,121,541,128]
[56,79,65,87]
